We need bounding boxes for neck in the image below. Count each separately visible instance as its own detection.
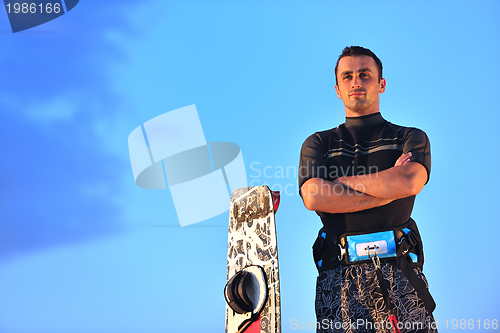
[344,101,380,117]
[345,112,385,128]
[344,109,380,117]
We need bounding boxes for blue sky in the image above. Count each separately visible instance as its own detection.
[1,1,499,332]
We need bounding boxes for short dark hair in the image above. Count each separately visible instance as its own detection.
[335,46,383,85]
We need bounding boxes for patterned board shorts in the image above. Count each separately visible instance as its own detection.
[315,262,438,333]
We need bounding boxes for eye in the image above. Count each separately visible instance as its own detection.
[360,73,369,79]
[343,74,352,80]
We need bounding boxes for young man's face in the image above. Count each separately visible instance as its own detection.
[335,55,386,117]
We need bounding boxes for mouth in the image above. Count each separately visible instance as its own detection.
[349,91,365,97]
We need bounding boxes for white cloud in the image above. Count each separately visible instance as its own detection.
[25,96,78,123]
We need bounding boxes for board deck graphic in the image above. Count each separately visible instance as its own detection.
[225,186,281,333]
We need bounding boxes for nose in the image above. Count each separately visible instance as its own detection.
[352,75,362,89]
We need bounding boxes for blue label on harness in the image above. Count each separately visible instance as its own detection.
[346,231,397,262]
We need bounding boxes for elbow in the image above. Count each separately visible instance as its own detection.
[409,183,424,196]
[302,196,316,210]
[400,162,427,197]
[404,176,425,197]
[408,186,420,196]
[301,181,320,211]
[302,194,317,211]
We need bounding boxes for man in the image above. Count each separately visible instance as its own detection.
[299,46,437,333]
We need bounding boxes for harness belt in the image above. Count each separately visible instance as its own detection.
[312,221,436,314]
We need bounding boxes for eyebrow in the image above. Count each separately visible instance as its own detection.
[340,68,372,76]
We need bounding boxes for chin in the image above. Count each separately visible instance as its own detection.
[348,107,369,114]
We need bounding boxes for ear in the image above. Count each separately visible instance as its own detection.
[335,85,342,99]
[379,78,386,93]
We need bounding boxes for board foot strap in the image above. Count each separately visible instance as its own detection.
[237,314,260,333]
[271,190,280,213]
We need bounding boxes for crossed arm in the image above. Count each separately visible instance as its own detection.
[301,152,428,214]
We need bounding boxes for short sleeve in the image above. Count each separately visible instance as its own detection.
[403,128,431,183]
[298,133,327,196]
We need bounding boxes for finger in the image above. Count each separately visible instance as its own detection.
[403,152,413,164]
[395,153,408,166]
[395,152,412,166]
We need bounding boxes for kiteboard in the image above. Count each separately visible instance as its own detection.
[225,186,281,333]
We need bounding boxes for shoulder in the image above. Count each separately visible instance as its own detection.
[300,126,343,158]
[385,121,429,141]
[302,126,342,145]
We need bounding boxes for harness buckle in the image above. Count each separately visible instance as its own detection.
[368,248,381,269]
[407,231,418,247]
[398,229,417,256]
[338,244,346,261]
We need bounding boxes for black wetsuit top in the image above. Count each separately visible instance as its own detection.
[298,112,431,235]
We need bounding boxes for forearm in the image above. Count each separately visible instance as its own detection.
[301,178,393,214]
[337,162,427,200]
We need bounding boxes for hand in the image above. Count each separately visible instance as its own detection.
[394,152,412,167]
